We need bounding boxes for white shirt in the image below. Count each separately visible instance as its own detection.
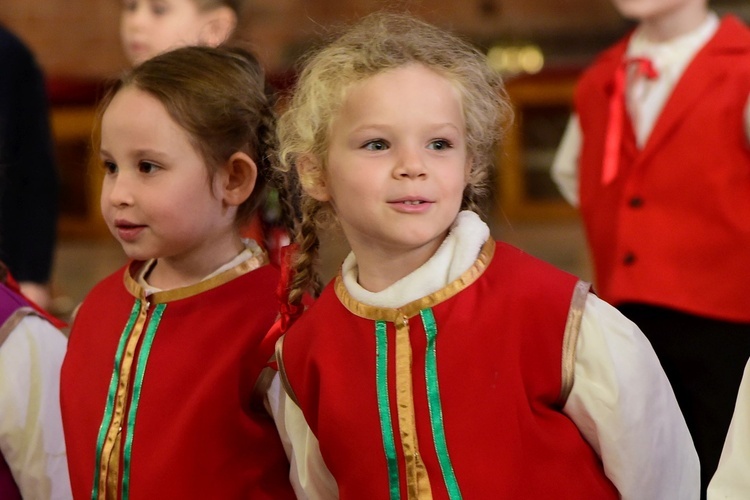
[708,358,750,499]
[268,211,699,499]
[0,314,72,499]
[552,12,750,206]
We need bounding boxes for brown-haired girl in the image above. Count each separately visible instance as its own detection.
[270,12,699,499]
[60,46,296,499]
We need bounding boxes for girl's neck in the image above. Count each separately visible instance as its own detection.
[146,233,245,290]
[352,235,446,293]
[638,3,710,43]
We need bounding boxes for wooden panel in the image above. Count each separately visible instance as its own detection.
[496,72,579,221]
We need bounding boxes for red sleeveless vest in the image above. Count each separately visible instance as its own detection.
[576,16,750,322]
[280,241,618,499]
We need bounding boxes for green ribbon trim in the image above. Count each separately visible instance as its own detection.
[375,320,401,500]
[121,303,165,500]
[91,300,141,500]
[421,308,462,500]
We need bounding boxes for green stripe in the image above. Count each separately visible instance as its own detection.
[375,320,401,500]
[421,308,462,500]
[91,300,141,500]
[121,303,166,500]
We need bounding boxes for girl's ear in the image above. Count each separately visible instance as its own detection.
[220,152,257,207]
[202,6,237,47]
[297,155,331,202]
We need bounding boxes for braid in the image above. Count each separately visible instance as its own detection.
[288,199,323,306]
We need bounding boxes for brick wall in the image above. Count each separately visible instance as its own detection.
[1,0,627,80]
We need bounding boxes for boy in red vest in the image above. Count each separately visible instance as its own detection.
[552,0,750,495]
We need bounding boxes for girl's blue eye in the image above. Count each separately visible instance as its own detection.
[122,0,137,12]
[364,140,388,151]
[428,139,452,151]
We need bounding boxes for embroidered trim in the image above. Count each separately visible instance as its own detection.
[274,335,299,408]
[92,300,140,500]
[121,303,165,499]
[375,320,401,500]
[123,252,269,303]
[559,280,591,405]
[421,308,462,499]
[393,315,431,499]
[335,240,495,322]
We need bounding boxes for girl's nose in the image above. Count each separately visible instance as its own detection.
[105,174,134,207]
[393,146,427,179]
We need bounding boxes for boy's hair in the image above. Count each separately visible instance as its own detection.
[95,45,294,230]
[277,11,512,305]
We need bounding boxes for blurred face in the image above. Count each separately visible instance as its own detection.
[611,0,704,24]
[120,0,218,65]
[100,86,237,272]
[312,64,469,277]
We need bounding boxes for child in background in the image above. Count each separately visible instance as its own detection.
[120,0,242,66]
[269,12,698,499]
[0,262,71,499]
[60,46,296,499]
[551,0,750,494]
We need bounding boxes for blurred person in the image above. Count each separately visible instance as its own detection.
[552,0,750,495]
[0,25,59,310]
[0,261,71,499]
[120,0,242,66]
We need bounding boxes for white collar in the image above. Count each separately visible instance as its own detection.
[628,12,719,68]
[341,211,490,308]
[136,238,264,294]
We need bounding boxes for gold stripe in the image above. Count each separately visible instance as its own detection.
[330,239,495,499]
[393,315,432,499]
[0,307,36,347]
[252,362,277,414]
[123,252,269,303]
[274,335,299,407]
[97,300,150,498]
[335,239,496,322]
[559,280,591,405]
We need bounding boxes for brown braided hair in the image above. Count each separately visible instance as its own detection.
[94,45,296,233]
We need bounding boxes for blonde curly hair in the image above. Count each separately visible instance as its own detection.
[277,11,512,304]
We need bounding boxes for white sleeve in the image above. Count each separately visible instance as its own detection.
[562,293,700,500]
[0,315,72,500]
[267,373,338,499]
[551,114,582,207]
[707,358,750,499]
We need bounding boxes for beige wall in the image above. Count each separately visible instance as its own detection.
[1,0,627,80]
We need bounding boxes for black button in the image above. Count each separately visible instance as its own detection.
[623,252,637,265]
[629,196,643,208]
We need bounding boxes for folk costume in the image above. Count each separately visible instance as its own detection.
[0,280,70,499]
[270,211,698,499]
[61,242,294,499]
[552,13,750,491]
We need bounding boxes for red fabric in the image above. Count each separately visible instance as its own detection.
[61,262,294,499]
[281,242,618,499]
[602,57,658,185]
[576,16,750,322]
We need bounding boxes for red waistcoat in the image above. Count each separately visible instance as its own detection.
[575,16,750,322]
[61,260,294,499]
[279,241,618,499]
